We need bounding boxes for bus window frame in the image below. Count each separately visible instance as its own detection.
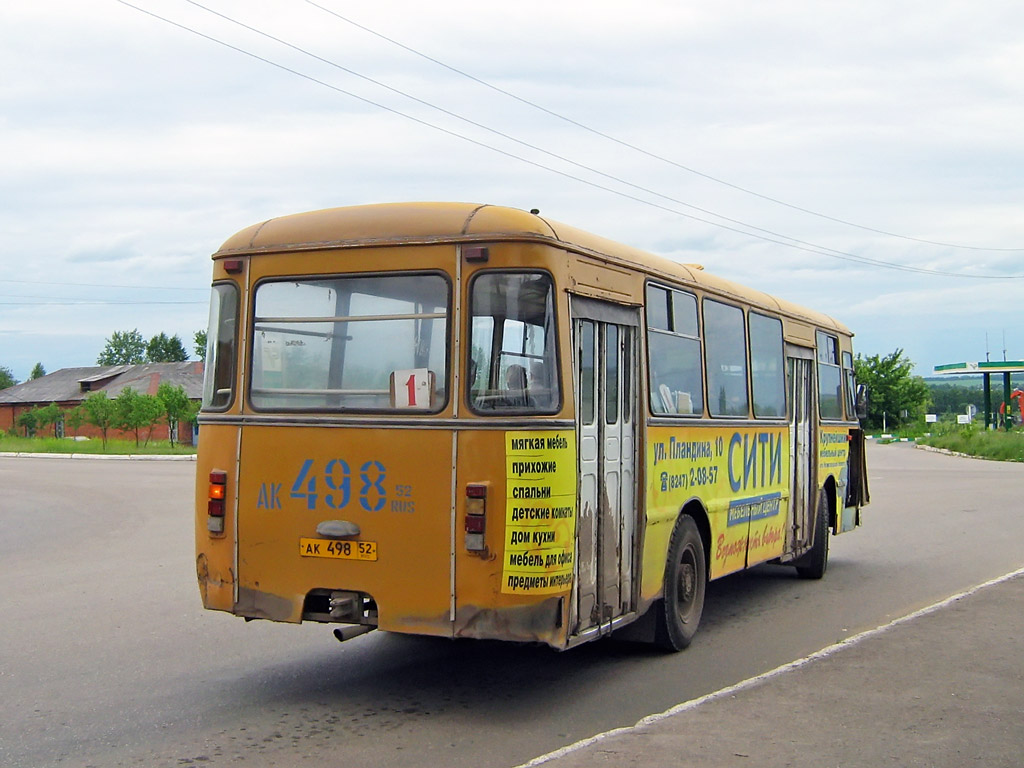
[816,330,844,422]
[465,268,562,416]
[202,280,240,412]
[644,281,704,418]
[703,297,751,419]
[246,269,453,415]
[748,310,787,420]
[842,350,857,421]
[579,318,596,427]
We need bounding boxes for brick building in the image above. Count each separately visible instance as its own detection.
[0,362,204,444]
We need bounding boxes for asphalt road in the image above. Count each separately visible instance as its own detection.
[1,442,1022,767]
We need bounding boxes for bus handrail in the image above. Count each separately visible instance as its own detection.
[255,312,446,324]
[250,387,389,396]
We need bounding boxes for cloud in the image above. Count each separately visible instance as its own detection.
[1,0,1022,382]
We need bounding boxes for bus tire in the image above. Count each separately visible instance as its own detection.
[655,515,706,651]
[795,488,830,580]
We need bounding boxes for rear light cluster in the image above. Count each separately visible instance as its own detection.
[208,470,227,534]
[465,483,487,551]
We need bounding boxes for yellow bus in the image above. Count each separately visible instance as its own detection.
[195,202,869,651]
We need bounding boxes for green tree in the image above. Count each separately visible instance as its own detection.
[81,391,116,448]
[16,409,37,437]
[147,332,189,362]
[113,388,164,447]
[97,329,146,366]
[854,349,931,431]
[927,383,984,417]
[194,329,208,362]
[0,365,17,390]
[114,388,145,447]
[137,394,165,446]
[65,405,86,438]
[157,382,198,447]
[30,362,46,380]
[33,402,62,437]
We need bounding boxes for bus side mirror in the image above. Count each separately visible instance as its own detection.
[856,385,869,420]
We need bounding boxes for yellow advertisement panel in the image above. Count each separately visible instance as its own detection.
[646,426,791,580]
[502,431,577,595]
[817,426,851,484]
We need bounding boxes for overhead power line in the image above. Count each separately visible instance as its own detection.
[114,0,1024,279]
[0,278,205,291]
[180,0,905,269]
[304,0,1022,254]
[0,299,206,306]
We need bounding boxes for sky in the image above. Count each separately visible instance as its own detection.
[2,0,1022,383]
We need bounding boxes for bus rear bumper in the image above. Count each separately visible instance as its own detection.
[453,597,565,647]
[234,585,300,622]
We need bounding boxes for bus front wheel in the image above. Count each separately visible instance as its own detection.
[795,488,830,580]
[655,515,707,651]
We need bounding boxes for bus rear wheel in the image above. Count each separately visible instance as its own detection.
[795,488,830,580]
[655,515,706,651]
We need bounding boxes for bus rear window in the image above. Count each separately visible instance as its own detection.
[468,272,559,413]
[202,283,238,410]
[250,274,449,411]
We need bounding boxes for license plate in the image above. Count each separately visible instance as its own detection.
[299,538,377,561]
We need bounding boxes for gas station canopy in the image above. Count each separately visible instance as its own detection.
[934,361,1024,376]
[933,361,1024,429]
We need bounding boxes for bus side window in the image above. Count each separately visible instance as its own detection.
[817,331,843,420]
[528,360,550,404]
[579,320,596,425]
[749,312,785,418]
[467,272,560,414]
[842,351,857,420]
[704,299,749,418]
[202,282,239,410]
[503,364,533,407]
[646,284,703,416]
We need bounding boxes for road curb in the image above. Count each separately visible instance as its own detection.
[913,443,1007,461]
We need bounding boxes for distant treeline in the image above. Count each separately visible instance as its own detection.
[925,376,1023,416]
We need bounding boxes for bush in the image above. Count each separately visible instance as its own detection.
[917,423,1024,462]
[17,410,39,437]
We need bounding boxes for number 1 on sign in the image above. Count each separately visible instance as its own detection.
[405,374,418,406]
[392,368,431,409]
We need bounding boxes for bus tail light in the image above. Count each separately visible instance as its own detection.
[465,483,487,551]
[208,470,227,534]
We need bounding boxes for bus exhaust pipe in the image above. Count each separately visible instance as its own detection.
[333,625,374,644]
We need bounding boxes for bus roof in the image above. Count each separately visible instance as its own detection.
[215,202,851,336]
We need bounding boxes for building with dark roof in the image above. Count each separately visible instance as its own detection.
[0,362,204,443]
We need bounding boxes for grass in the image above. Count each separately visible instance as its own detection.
[0,435,196,455]
[916,425,1024,462]
[7,426,1020,462]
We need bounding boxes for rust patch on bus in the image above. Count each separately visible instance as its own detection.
[234,586,297,623]
[195,554,229,602]
[196,553,210,604]
[196,554,235,611]
[454,598,563,646]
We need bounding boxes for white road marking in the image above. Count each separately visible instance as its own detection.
[516,565,1024,768]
